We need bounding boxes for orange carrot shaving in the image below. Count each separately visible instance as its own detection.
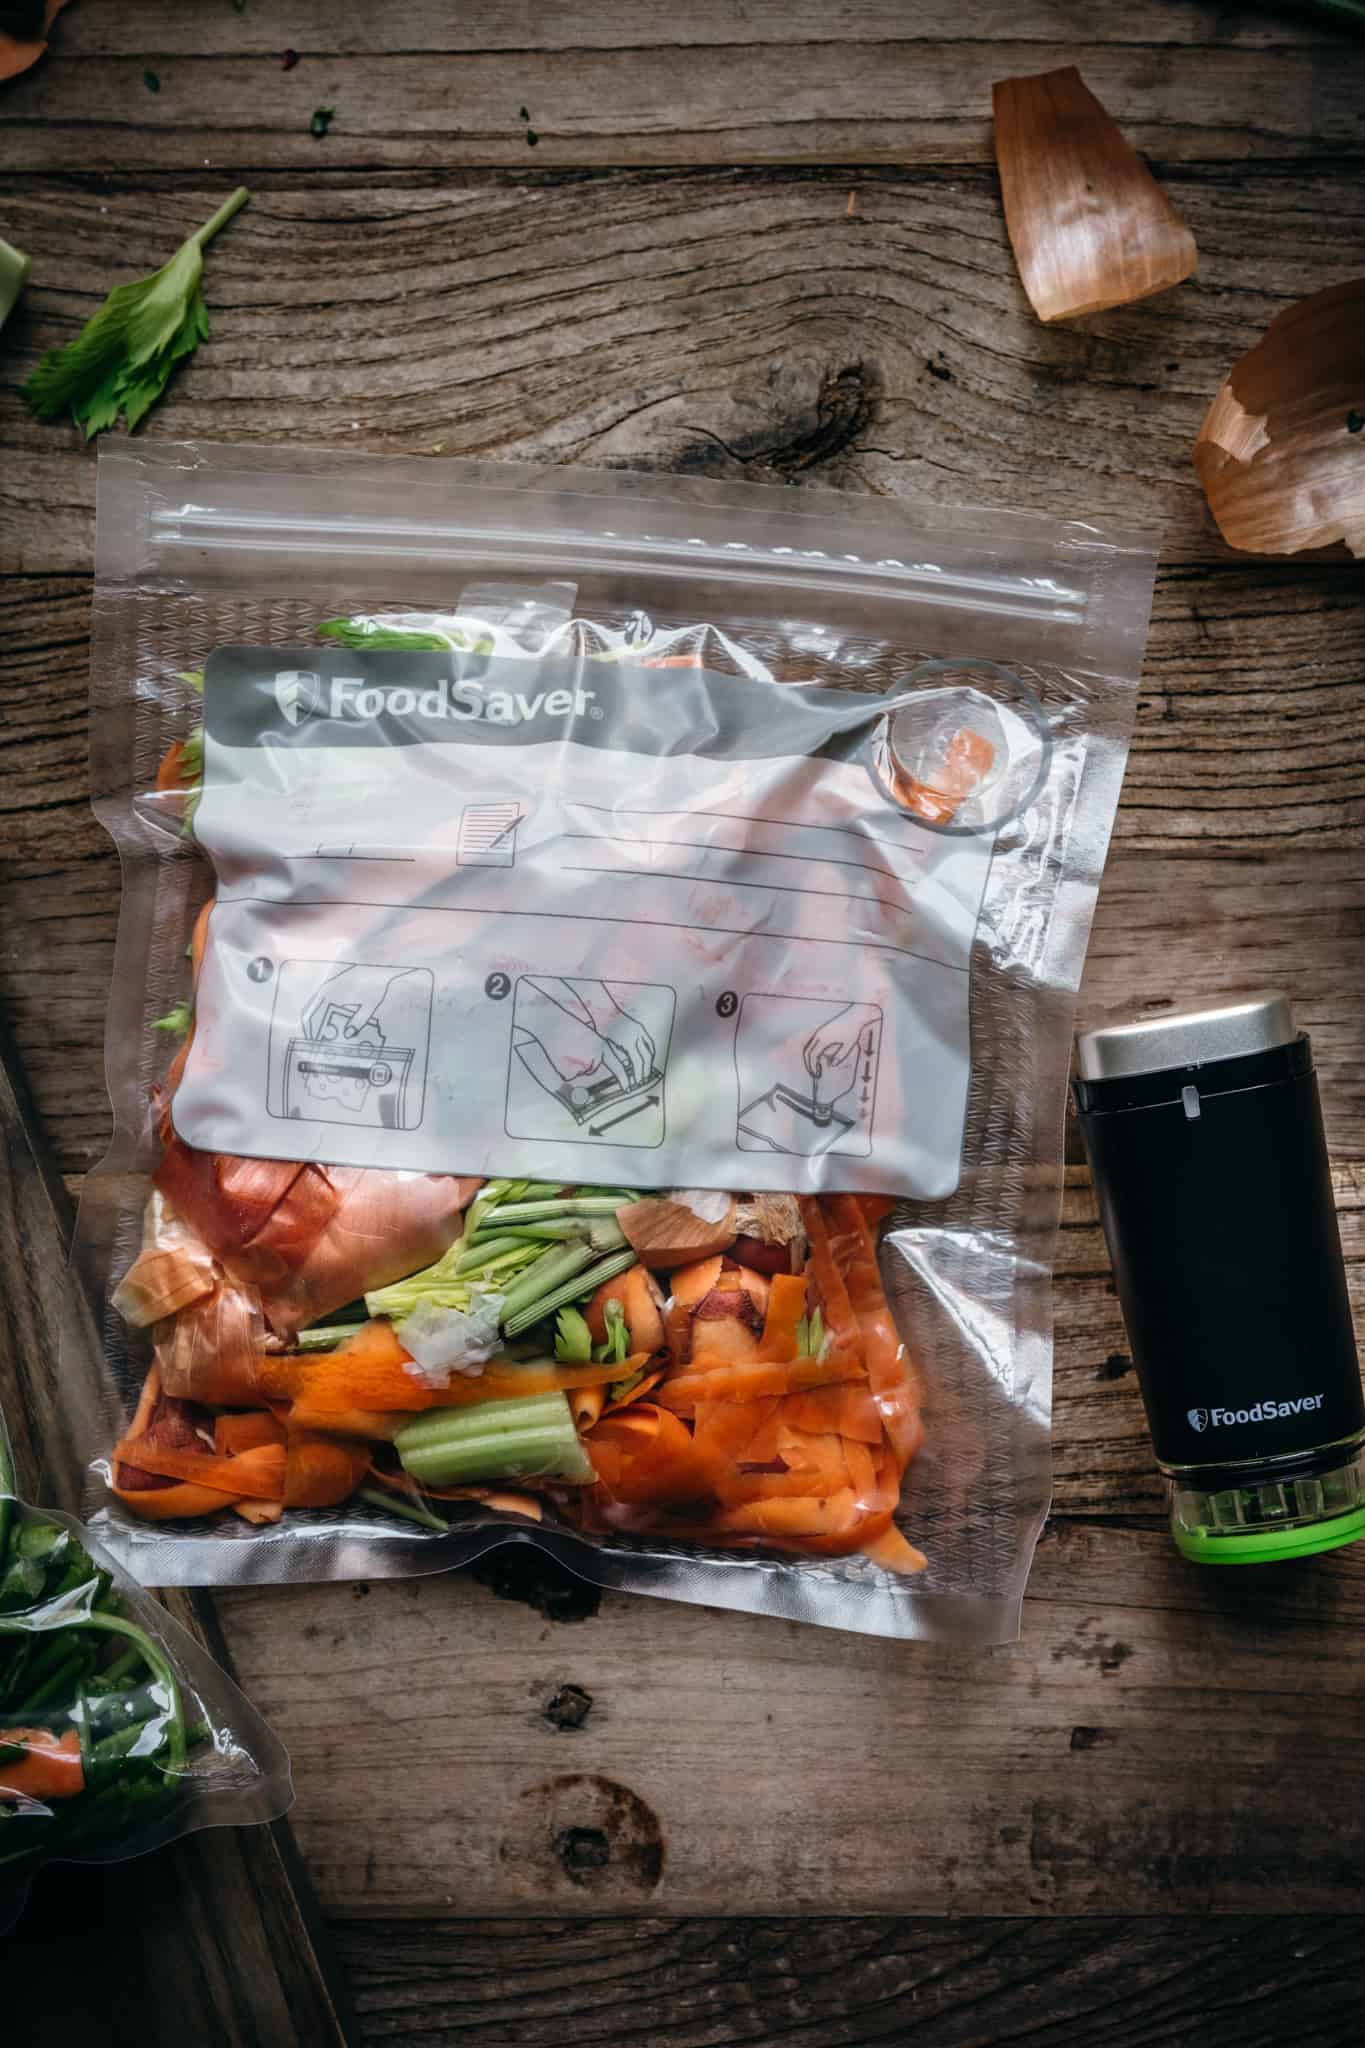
[155,738,196,792]
[670,1257,724,1306]
[571,1386,605,1432]
[233,1498,284,1526]
[757,1271,808,1361]
[215,1410,286,1457]
[710,1489,862,1541]
[796,1199,862,1367]
[691,1397,779,1466]
[113,1479,246,1523]
[587,1403,717,1507]
[276,1319,634,1418]
[860,1524,928,1574]
[0,1728,84,1802]
[778,1380,884,1443]
[111,1436,286,1502]
[821,1194,923,1468]
[283,1430,371,1509]
[658,1352,863,1413]
[603,1368,664,1415]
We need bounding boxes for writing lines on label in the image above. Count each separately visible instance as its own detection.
[216,892,965,971]
[305,845,417,863]
[564,852,910,919]
[567,798,933,866]
[562,831,910,888]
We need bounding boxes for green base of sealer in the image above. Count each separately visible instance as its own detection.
[1173,1503,1365,1565]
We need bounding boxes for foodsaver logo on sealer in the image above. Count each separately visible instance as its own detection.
[1188,1395,1325,1432]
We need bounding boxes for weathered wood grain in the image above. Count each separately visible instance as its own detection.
[27,0,1356,56]
[2,2,1362,171]
[4,168,1365,572]
[333,1912,1365,2048]
[7,0,1365,1958]
[0,1030,354,2036]
[212,1510,1365,1917]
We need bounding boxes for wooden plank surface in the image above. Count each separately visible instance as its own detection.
[1,1,1360,169]
[5,0,1365,1963]
[213,1515,1365,1919]
[332,1914,1365,2047]
[4,169,1364,573]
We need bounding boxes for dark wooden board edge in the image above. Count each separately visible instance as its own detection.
[0,1020,355,2046]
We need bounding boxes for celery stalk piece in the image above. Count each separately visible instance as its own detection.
[394,1392,594,1487]
[488,1197,625,1226]
[502,1247,636,1340]
[293,1323,363,1354]
[0,237,31,333]
[497,1240,596,1323]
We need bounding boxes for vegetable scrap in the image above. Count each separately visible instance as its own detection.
[0,0,71,84]
[0,1402,287,1911]
[22,186,249,436]
[107,855,929,1568]
[0,1418,188,1883]
[1194,278,1365,558]
[992,66,1196,322]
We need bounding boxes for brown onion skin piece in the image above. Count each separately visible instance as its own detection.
[729,1234,792,1277]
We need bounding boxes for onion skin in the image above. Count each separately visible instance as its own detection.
[1194,278,1365,558]
[992,66,1197,323]
[730,1234,792,1277]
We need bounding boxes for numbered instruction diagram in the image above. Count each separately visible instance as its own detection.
[505,975,674,1148]
[735,995,881,1159]
[267,958,433,1132]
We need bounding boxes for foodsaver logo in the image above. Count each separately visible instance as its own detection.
[274,669,327,726]
[1189,1394,1325,1431]
[305,673,600,727]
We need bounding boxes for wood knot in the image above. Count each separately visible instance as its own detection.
[500,1773,665,1898]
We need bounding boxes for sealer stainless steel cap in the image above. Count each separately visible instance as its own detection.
[1076,990,1296,1083]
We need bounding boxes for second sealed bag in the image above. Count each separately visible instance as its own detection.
[76,443,1158,1641]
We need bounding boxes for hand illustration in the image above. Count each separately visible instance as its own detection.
[513,977,656,1098]
[302,964,414,1049]
[802,1006,877,1112]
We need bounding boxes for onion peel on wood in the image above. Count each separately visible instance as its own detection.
[0,0,71,84]
[992,66,1197,323]
[1194,278,1365,557]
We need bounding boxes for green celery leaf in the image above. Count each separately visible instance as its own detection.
[24,190,247,437]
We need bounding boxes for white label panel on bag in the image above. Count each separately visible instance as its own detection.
[174,648,994,1198]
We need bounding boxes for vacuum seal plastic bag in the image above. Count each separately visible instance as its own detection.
[0,1408,289,1931]
[76,441,1157,1642]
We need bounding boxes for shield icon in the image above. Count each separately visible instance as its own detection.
[274,670,323,727]
[1187,1407,1209,1433]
